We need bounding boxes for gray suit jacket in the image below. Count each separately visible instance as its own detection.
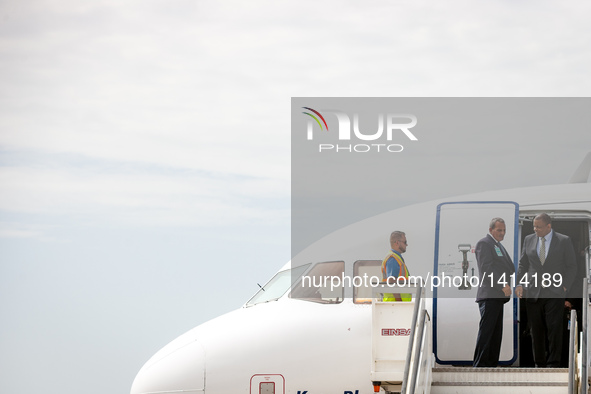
[517,231,577,300]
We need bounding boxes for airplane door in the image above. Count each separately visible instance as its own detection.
[433,201,519,365]
[250,374,284,394]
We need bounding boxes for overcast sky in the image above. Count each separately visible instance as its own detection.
[1,1,590,394]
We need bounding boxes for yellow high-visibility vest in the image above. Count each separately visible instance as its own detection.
[381,251,411,302]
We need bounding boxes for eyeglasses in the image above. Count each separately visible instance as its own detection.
[398,240,408,245]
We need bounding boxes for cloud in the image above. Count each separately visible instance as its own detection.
[0,226,42,239]
[0,162,289,233]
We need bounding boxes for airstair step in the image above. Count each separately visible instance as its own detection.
[430,385,568,394]
[433,382,567,386]
[432,367,568,383]
[430,367,570,394]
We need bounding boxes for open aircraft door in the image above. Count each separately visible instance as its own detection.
[433,201,519,365]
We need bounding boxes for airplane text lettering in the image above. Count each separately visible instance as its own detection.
[381,328,411,336]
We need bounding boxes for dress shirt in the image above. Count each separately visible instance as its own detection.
[537,230,553,261]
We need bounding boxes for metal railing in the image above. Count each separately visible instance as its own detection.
[583,270,590,394]
[569,308,579,394]
[407,308,431,394]
[399,283,432,394]
[400,283,423,394]
[582,247,590,394]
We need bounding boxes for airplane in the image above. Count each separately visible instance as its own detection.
[130,152,591,394]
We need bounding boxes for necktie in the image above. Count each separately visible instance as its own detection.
[539,237,546,265]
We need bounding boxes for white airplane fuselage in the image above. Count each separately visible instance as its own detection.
[131,183,591,394]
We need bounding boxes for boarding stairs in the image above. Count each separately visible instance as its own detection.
[371,269,591,394]
[430,310,578,393]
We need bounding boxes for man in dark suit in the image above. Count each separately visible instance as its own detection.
[473,217,515,367]
[515,213,577,367]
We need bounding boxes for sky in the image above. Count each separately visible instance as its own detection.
[0,1,590,394]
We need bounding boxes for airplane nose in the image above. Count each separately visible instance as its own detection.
[131,335,205,394]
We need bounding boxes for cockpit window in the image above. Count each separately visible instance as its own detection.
[246,264,310,306]
[289,261,345,304]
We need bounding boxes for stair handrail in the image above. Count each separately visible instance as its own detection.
[400,283,424,394]
[582,248,590,394]
[407,308,431,394]
[569,308,579,394]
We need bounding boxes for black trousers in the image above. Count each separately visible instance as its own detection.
[526,297,564,367]
[473,299,505,367]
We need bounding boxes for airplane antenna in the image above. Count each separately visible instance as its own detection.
[257,283,265,291]
[568,151,591,183]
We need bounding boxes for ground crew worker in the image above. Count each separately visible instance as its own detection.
[381,231,411,301]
